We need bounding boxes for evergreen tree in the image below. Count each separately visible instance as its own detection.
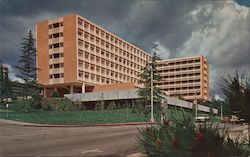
[136,44,164,115]
[15,30,43,111]
[16,30,37,82]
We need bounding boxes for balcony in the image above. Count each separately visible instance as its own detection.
[49,58,64,64]
[48,27,63,34]
[49,68,64,74]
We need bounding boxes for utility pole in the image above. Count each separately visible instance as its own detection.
[150,43,158,123]
[195,90,198,118]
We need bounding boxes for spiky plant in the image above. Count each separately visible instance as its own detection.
[219,70,250,122]
[137,111,249,157]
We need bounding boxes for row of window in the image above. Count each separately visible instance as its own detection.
[49,22,63,29]
[78,29,150,60]
[78,40,148,64]
[78,52,143,71]
[77,18,149,58]
[157,59,201,67]
[161,86,200,90]
[160,73,200,79]
[49,73,64,79]
[49,43,63,49]
[158,66,201,73]
[78,71,137,83]
[169,92,201,97]
[49,32,63,39]
[78,62,139,77]
[157,79,201,85]
[49,53,64,59]
[49,63,64,69]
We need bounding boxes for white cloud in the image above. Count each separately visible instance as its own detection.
[177,1,250,97]
[156,42,171,59]
[3,63,23,83]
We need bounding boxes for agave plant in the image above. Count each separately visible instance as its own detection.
[137,111,249,157]
[219,70,250,123]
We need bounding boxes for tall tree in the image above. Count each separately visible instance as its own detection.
[136,44,164,115]
[16,30,37,82]
[219,70,250,122]
[15,30,42,111]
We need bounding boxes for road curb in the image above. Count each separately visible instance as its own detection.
[0,119,155,127]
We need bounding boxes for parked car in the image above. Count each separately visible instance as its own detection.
[230,115,245,124]
[195,114,210,122]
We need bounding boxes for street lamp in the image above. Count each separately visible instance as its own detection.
[150,59,154,122]
[150,43,158,123]
[0,59,2,104]
[220,101,223,120]
[195,90,198,118]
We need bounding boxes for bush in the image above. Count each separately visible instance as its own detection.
[44,98,80,111]
[8,99,34,112]
[51,91,60,98]
[138,112,249,157]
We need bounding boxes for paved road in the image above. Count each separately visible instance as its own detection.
[0,122,145,157]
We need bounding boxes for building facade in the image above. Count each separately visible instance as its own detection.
[36,14,151,97]
[1,65,8,79]
[156,55,209,103]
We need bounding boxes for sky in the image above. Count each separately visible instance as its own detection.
[0,0,249,99]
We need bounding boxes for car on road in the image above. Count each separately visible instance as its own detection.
[195,114,210,122]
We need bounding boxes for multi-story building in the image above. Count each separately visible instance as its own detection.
[36,14,151,97]
[156,55,209,103]
[1,65,8,79]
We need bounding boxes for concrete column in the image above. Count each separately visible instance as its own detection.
[70,85,74,94]
[44,88,47,98]
[82,83,85,93]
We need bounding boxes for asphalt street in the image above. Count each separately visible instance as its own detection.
[0,122,145,157]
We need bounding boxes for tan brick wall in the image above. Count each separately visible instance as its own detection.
[93,82,136,92]
[63,15,77,83]
[36,20,49,85]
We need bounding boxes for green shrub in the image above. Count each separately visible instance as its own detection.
[51,91,60,98]
[138,111,249,157]
[45,98,79,111]
[9,99,34,112]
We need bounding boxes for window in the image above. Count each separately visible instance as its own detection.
[79,71,83,77]
[53,23,59,28]
[85,53,89,59]
[85,63,89,69]
[78,20,83,26]
[90,65,95,71]
[84,32,89,39]
[54,64,60,68]
[84,22,89,29]
[85,73,89,79]
[78,30,83,36]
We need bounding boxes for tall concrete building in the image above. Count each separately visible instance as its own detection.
[36,14,151,97]
[1,65,8,79]
[156,55,209,103]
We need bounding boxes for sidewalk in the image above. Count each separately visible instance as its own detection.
[0,118,154,127]
[127,153,146,157]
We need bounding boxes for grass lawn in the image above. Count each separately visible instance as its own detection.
[0,109,196,125]
[0,109,151,124]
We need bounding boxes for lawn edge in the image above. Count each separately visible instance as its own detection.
[0,118,155,127]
